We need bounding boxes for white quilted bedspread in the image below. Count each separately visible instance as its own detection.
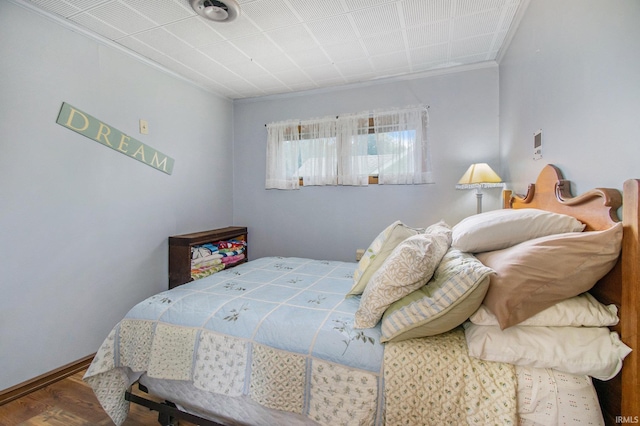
[384,328,518,425]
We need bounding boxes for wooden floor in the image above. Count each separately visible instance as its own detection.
[0,370,197,425]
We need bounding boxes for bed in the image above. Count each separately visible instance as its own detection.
[84,164,640,425]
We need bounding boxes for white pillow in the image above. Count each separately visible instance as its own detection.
[516,366,604,425]
[452,208,585,253]
[469,293,619,327]
[464,322,632,380]
[354,223,451,329]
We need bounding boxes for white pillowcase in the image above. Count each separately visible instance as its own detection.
[464,322,632,380]
[452,208,585,253]
[469,292,619,327]
[516,366,604,425]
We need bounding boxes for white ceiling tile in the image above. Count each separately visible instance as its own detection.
[306,15,359,45]
[351,3,401,37]
[27,0,82,17]
[25,0,525,99]
[117,36,167,61]
[229,33,282,59]
[122,0,193,25]
[335,58,374,76]
[345,0,396,11]
[85,1,157,34]
[70,12,128,39]
[199,41,249,63]
[452,10,502,40]
[405,21,449,49]
[203,15,262,40]
[401,0,451,27]
[241,0,300,30]
[254,55,300,74]
[248,74,288,90]
[289,47,332,69]
[362,31,405,56]
[224,59,269,79]
[304,64,343,82]
[273,68,315,86]
[266,25,317,53]
[370,51,410,71]
[134,28,193,55]
[455,0,509,16]
[450,34,494,58]
[197,62,246,84]
[172,49,220,71]
[410,43,449,66]
[164,16,225,48]
[323,40,367,63]
[287,0,346,20]
[63,0,112,10]
[500,3,520,31]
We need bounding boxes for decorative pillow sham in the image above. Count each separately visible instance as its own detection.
[348,221,423,297]
[464,322,632,381]
[452,208,585,253]
[477,223,623,329]
[470,292,619,327]
[354,222,451,329]
[379,248,494,342]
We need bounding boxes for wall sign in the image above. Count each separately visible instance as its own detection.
[56,102,174,175]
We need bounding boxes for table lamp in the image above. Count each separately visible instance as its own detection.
[456,163,504,214]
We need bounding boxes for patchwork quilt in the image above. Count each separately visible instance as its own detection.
[84,257,385,425]
[84,256,517,425]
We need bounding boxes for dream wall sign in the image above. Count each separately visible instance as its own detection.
[56,102,174,175]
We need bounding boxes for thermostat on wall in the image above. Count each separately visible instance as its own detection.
[533,130,542,160]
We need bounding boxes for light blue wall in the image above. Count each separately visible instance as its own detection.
[0,1,234,390]
[499,0,640,195]
[233,66,501,261]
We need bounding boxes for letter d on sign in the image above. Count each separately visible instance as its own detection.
[64,107,90,132]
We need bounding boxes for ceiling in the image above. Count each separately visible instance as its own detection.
[23,0,525,100]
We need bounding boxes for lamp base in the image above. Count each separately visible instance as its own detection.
[476,190,483,214]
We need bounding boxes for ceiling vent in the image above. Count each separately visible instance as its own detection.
[190,0,240,23]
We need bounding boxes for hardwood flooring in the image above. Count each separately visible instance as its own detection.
[0,370,196,426]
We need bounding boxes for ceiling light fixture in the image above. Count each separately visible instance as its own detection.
[190,0,240,23]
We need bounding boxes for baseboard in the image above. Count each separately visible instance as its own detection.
[0,353,95,406]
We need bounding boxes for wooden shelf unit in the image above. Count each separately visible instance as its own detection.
[168,226,247,289]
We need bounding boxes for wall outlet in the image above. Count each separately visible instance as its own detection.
[356,248,365,261]
[139,119,149,135]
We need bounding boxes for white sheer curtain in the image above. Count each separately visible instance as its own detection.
[374,107,432,184]
[265,120,300,189]
[337,112,370,186]
[299,118,337,186]
[266,105,431,189]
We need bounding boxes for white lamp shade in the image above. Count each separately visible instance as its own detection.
[456,163,503,189]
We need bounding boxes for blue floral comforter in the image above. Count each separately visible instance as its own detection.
[84,257,384,425]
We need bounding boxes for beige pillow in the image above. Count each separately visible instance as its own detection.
[347,221,423,297]
[354,223,451,328]
[380,249,494,342]
[477,223,623,329]
[452,208,585,253]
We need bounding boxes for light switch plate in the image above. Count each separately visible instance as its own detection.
[140,119,149,135]
[533,129,542,160]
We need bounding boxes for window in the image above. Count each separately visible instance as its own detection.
[265,106,431,189]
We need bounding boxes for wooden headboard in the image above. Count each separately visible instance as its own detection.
[502,165,639,424]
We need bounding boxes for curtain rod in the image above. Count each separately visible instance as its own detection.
[264,105,430,127]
